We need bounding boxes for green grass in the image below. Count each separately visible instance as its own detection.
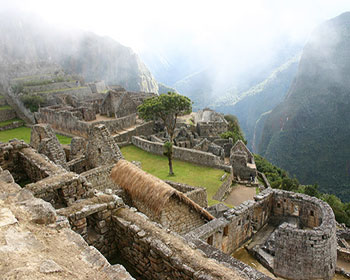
[0,127,71,144]
[56,134,72,145]
[0,105,12,110]
[120,145,227,206]
[35,86,87,94]
[0,118,24,127]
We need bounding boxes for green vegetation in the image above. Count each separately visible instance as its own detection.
[220,114,247,144]
[56,134,72,145]
[20,94,47,112]
[138,92,192,175]
[22,76,69,87]
[0,127,71,144]
[120,145,226,206]
[0,118,24,127]
[0,127,32,143]
[259,13,350,202]
[255,154,350,226]
[0,105,12,110]
[35,86,87,94]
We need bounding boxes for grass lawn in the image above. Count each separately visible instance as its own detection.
[0,118,24,127]
[120,145,228,206]
[0,105,12,110]
[0,127,72,144]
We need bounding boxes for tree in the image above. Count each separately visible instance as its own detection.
[220,114,247,144]
[138,92,192,175]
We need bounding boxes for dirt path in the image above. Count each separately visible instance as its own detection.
[224,184,256,206]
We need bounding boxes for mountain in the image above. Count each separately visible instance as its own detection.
[0,11,158,93]
[259,12,350,200]
[214,55,300,151]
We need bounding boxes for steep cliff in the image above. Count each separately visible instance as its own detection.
[0,12,158,93]
[259,12,350,200]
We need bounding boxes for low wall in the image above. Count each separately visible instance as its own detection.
[0,108,16,121]
[186,189,337,280]
[93,114,136,135]
[165,180,208,208]
[23,81,78,93]
[113,121,154,143]
[57,195,123,259]
[19,147,66,182]
[37,108,91,137]
[212,173,233,201]
[113,206,258,280]
[132,136,225,169]
[338,248,350,262]
[187,190,273,254]
[81,164,116,191]
[37,108,136,137]
[25,171,90,208]
[0,120,23,131]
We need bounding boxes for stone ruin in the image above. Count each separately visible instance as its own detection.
[0,121,341,280]
[34,87,155,143]
[194,108,228,137]
[100,87,155,118]
[230,140,257,182]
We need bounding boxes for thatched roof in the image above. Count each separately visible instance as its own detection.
[111,160,214,221]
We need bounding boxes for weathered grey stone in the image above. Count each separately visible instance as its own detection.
[39,259,64,273]
[20,198,56,224]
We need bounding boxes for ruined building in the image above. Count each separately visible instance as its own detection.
[0,122,339,280]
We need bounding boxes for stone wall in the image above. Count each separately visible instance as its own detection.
[0,139,89,209]
[30,124,68,170]
[212,173,233,201]
[338,248,350,262]
[113,121,154,143]
[186,189,337,280]
[160,196,207,234]
[164,180,208,208]
[196,121,228,137]
[19,147,66,182]
[36,107,91,137]
[132,136,226,169]
[98,113,136,134]
[187,190,273,254]
[130,195,207,235]
[0,107,16,121]
[112,207,254,280]
[25,171,90,208]
[23,81,78,93]
[57,195,123,259]
[81,164,116,191]
[85,124,123,169]
[0,120,23,131]
[37,107,137,137]
[272,191,337,280]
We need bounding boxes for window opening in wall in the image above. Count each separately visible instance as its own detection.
[223,226,229,236]
[238,220,241,226]
[293,205,299,216]
[310,210,314,216]
[207,235,213,245]
[277,202,281,208]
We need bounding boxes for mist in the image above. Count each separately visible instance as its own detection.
[1,0,350,100]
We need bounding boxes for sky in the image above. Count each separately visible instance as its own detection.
[1,0,350,89]
[3,0,350,53]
